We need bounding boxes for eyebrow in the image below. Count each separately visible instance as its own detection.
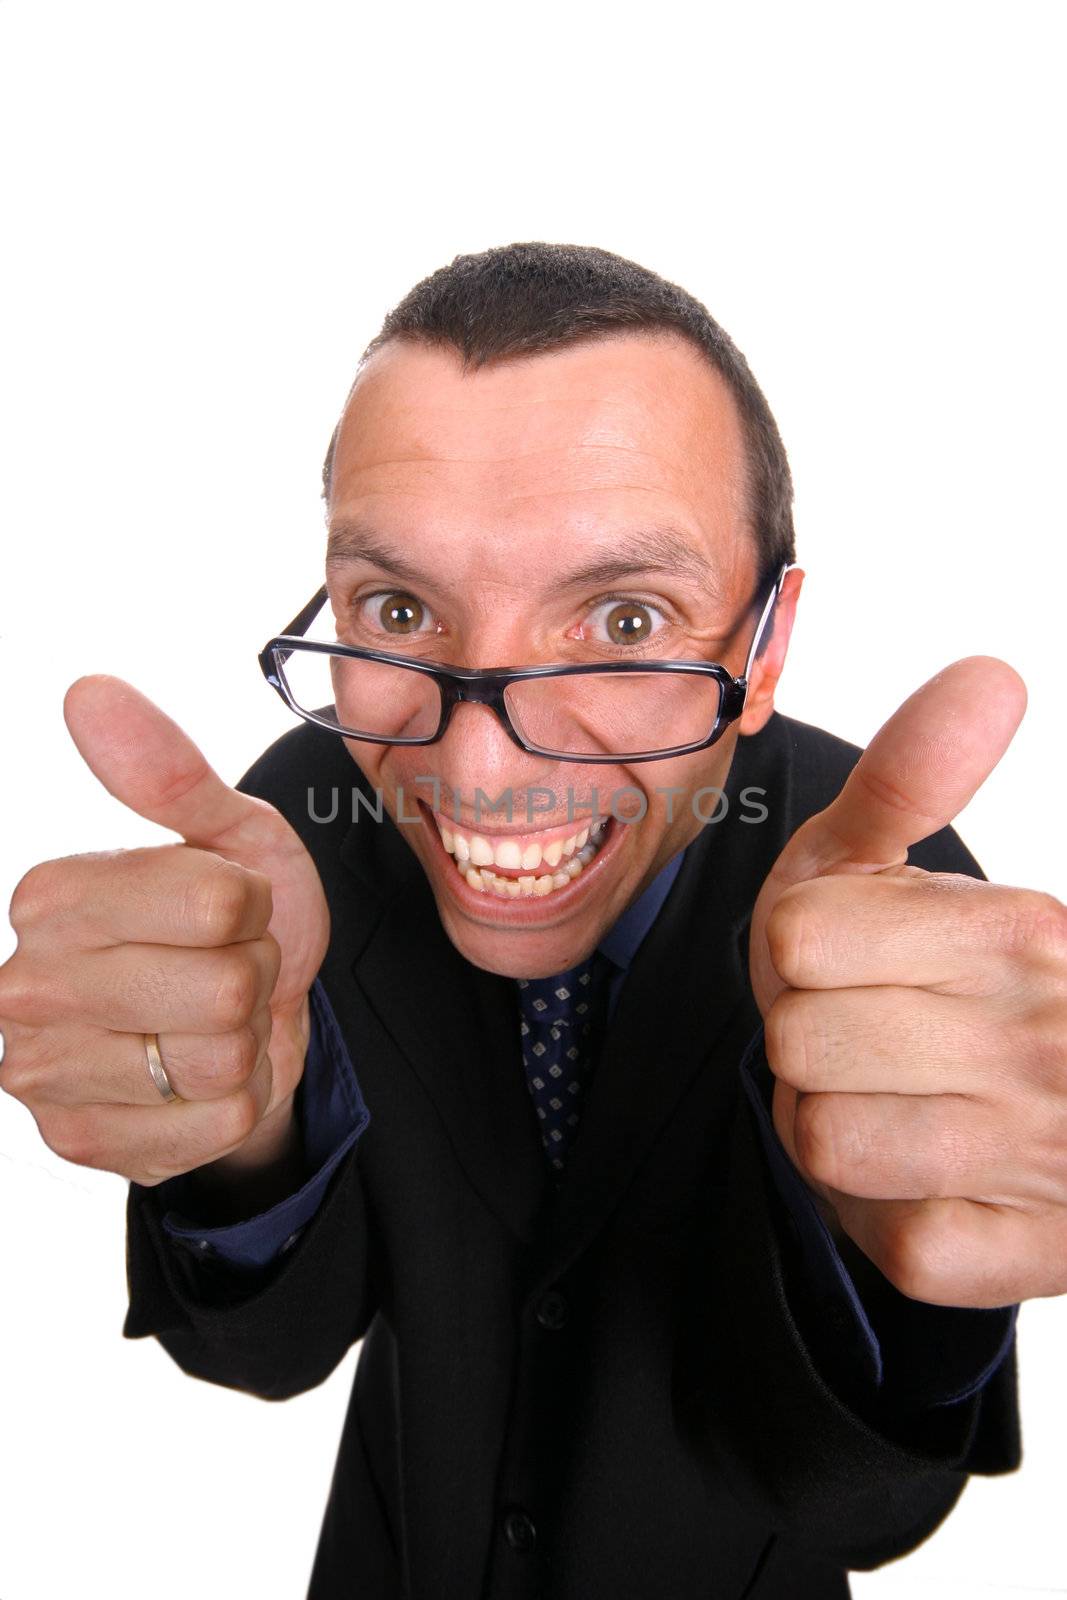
[558,527,722,599]
[326,517,725,603]
[326,520,427,585]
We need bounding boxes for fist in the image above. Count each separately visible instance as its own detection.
[0,677,329,1186]
[749,656,1067,1309]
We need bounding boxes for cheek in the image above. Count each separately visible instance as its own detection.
[616,742,737,840]
[343,738,396,803]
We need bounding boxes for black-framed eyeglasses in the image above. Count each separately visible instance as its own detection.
[258,564,792,764]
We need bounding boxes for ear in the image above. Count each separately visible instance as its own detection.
[738,566,804,736]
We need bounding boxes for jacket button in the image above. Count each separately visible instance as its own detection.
[502,1507,537,1552]
[535,1290,569,1330]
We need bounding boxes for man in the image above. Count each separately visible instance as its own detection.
[1,243,1064,1599]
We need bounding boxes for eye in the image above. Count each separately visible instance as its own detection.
[357,590,437,636]
[580,597,668,649]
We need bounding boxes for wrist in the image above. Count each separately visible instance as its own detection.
[182,1095,306,1225]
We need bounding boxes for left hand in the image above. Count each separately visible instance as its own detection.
[749,656,1067,1308]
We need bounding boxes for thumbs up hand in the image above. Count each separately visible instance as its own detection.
[749,657,1067,1309]
[0,677,329,1188]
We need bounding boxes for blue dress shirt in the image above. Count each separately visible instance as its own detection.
[158,845,1016,1406]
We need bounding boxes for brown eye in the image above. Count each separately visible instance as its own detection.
[602,601,655,646]
[379,593,424,633]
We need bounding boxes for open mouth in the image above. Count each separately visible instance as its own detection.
[423,805,618,904]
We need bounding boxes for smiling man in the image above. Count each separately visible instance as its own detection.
[2,243,1064,1600]
[312,326,791,982]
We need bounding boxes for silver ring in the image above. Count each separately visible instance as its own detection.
[144,1032,180,1103]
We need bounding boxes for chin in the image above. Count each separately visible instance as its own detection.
[438,914,605,980]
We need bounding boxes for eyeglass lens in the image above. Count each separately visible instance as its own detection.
[274,648,724,757]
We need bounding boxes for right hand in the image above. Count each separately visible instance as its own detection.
[0,676,330,1186]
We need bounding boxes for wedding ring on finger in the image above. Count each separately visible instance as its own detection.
[144,1032,181,1103]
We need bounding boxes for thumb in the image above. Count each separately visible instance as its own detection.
[63,675,272,855]
[65,676,331,1116]
[768,655,1027,893]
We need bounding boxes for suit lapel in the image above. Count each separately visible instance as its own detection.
[526,722,798,1285]
[341,811,552,1245]
[527,821,756,1292]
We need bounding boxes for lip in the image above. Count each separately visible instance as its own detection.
[419,801,627,925]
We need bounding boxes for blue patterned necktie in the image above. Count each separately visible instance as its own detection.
[516,954,613,1177]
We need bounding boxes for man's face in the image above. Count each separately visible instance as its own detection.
[325,330,800,978]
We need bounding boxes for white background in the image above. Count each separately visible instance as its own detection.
[1,2,1064,1596]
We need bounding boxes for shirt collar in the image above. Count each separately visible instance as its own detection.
[596,845,687,974]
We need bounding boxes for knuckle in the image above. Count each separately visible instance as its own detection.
[213,1024,262,1088]
[793,1093,855,1191]
[138,1119,198,1184]
[1026,893,1067,968]
[214,1087,261,1151]
[765,886,822,988]
[188,862,257,945]
[210,952,261,1030]
[7,860,66,931]
[764,990,822,1090]
[0,1032,46,1103]
[129,1167,168,1188]
[0,963,44,1027]
[137,1122,200,1186]
[135,1161,179,1187]
[876,1213,952,1303]
[40,1110,97,1170]
[991,887,1067,965]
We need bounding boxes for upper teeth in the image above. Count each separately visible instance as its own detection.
[439,818,602,872]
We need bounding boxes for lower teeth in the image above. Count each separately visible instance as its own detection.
[454,822,609,899]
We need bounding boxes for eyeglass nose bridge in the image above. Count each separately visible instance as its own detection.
[433,672,534,753]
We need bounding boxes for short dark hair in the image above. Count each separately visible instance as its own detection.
[322,241,795,584]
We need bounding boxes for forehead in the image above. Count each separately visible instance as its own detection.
[328,330,751,585]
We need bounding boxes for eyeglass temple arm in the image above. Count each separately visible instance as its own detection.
[264,586,329,674]
[280,584,329,638]
[741,562,796,701]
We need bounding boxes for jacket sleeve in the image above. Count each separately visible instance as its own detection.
[675,818,1022,1570]
[122,974,377,1401]
[122,1115,375,1401]
[676,1077,1021,1572]
[739,1025,1018,1406]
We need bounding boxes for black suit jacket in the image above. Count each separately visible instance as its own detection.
[123,711,1021,1599]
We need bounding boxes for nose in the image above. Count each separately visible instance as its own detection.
[430,699,561,822]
